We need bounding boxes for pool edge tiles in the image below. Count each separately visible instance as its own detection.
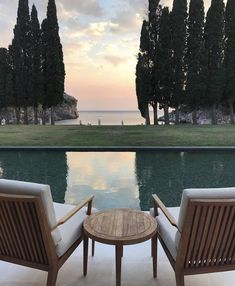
[1,146,235,152]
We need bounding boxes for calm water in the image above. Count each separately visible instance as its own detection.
[57,110,164,126]
[1,151,235,210]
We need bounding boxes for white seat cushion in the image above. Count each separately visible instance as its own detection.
[54,203,96,257]
[0,179,62,246]
[156,207,180,260]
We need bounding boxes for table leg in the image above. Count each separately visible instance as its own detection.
[83,234,89,276]
[152,234,157,278]
[116,244,123,286]
[92,239,95,256]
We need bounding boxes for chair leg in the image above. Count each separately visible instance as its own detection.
[47,268,58,286]
[151,233,157,278]
[83,234,89,276]
[175,272,185,286]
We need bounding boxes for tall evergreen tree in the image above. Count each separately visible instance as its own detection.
[148,0,161,125]
[0,48,9,118]
[5,48,14,123]
[0,48,14,123]
[171,0,188,124]
[11,0,31,124]
[155,7,173,125]
[205,0,225,125]
[30,4,42,125]
[136,1,161,125]
[186,0,207,124]
[224,0,235,124]
[136,20,152,125]
[8,44,20,123]
[41,0,65,125]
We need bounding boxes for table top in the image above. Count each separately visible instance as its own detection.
[83,208,157,245]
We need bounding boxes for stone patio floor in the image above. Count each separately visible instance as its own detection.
[0,238,234,286]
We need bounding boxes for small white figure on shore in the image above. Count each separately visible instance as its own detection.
[39,118,42,125]
[1,118,6,125]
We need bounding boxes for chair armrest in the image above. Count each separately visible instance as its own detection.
[152,194,178,228]
[52,195,94,230]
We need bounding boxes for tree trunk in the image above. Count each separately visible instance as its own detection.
[211,103,217,125]
[175,107,180,125]
[15,107,20,125]
[145,105,150,125]
[34,106,38,125]
[192,110,197,125]
[153,104,158,125]
[23,107,29,125]
[164,105,169,125]
[42,108,47,125]
[50,107,55,125]
[0,109,2,124]
[4,108,9,124]
[229,101,234,124]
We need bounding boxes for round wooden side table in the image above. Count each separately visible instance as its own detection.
[83,208,157,286]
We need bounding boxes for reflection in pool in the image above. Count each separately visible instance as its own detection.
[0,151,235,210]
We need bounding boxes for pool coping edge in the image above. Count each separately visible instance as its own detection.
[0,146,235,152]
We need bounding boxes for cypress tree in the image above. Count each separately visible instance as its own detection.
[8,44,20,123]
[205,0,225,125]
[224,0,235,124]
[148,0,161,125]
[171,0,188,124]
[136,20,152,125]
[41,0,65,125]
[11,0,31,124]
[155,7,173,125]
[186,0,207,124]
[5,52,14,124]
[0,48,8,119]
[30,4,42,125]
[0,48,14,123]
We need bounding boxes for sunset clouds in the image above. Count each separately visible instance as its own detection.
[0,0,214,110]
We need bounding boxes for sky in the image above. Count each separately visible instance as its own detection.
[0,0,213,111]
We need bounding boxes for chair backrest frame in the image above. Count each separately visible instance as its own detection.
[0,193,58,271]
[176,198,235,275]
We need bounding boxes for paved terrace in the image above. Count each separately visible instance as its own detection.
[0,239,234,286]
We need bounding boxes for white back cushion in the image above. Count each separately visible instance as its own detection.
[0,179,62,245]
[178,187,235,232]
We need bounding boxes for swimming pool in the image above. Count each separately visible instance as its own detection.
[1,151,235,210]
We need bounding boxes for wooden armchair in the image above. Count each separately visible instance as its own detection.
[152,188,235,286]
[0,179,94,286]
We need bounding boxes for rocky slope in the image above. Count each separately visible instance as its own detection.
[2,93,78,124]
[159,107,233,124]
[53,93,79,121]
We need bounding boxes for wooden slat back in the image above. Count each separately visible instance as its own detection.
[178,199,235,270]
[0,194,53,266]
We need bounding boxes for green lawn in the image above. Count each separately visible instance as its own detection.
[0,125,235,146]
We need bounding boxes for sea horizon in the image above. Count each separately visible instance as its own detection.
[57,109,164,126]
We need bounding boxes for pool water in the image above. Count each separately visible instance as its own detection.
[1,151,235,211]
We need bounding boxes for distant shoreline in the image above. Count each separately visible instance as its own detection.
[57,110,163,126]
[78,110,150,112]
